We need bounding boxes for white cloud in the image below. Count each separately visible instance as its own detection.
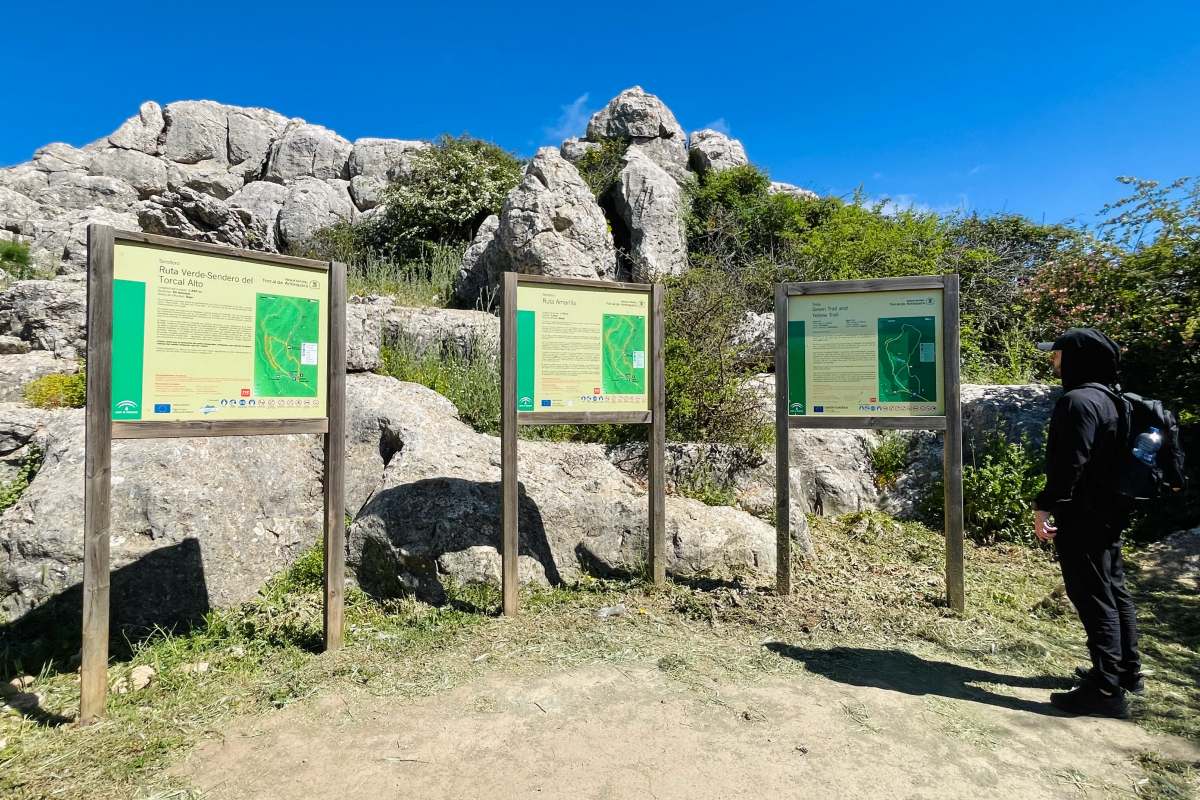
[544,93,596,143]
[700,117,731,135]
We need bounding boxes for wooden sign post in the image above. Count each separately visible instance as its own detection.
[80,225,347,723]
[500,272,665,615]
[774,275,964,611]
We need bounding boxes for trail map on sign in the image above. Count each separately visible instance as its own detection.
[877,316,937,402]
[254,293,320,397]
[601,314,646,395]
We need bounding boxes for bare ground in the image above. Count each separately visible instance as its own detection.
[178,650,1198,800]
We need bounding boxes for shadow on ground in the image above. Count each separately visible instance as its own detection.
[766,644,1067,716]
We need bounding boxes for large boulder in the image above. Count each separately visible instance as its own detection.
[347,376,777,602]
[610,148,688,280]
[88,148,169,199]
[0,278,87,358]
[347,138,428,211]
[496,148,617,281]
[586,86,688,181]
[276,178,355,251]
[159,101,231,165]
[451,214,508,309]
[166,160,244,201]
[227,180,290,252]
[226,107,289,178]
[688,129,748,174]
[33,172,138,213]
[108,101,166,154]
[264,123,352,183]
[346,295,500,370]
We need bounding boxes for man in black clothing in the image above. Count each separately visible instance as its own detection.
[1034,328,1141,719]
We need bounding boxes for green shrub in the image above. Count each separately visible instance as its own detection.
[309,228,465,307]
[924,434,1045,546]
[379,337,502,436]
[24,369,86,409]
[0,446,43,514]
[869,433,910,488]
[675,465,738,507]
[0,239,33,281]
[366,135,522,259]
[574,137,629,198]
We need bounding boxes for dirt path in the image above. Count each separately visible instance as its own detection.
[177,657,1198,799]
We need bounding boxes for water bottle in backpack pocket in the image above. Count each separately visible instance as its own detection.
[1083,384,1187,501]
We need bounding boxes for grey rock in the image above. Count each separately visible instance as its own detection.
[345,299,385,373]
[451,214,508,309]
[0,187,46,227]
[382,303,499,359]
[607,442,813,555]
[559,138,598,164]
[730,312,774,368]
[88,148,169,199]
[58,208,140,273]
[226,107,289,178]
[0,352,76,402]
[348,138,428,181]
[346,377,776,601]
[32,144,93,174]
[348,175,385,212]
[108,101,165,154]
[167,160,244,201]
[0,336,30,355]
[137,187,253,249]
[497,148,616,280]
[227,180,290,251]
[586,87,689,181]
[0,278,86,358]
[768,181,818,200]
[264,123,352,183]
[688,129,748,174]
[611,148,687,280]
[276,178,354,251]
[0,409,323,628]
[33,172,138,213]
[159,101,230,165]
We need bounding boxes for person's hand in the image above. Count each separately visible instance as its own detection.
[1034,510,1057,542]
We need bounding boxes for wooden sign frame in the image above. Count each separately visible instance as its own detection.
[774,275,965,612]
[500,272,665,615]
[80,225,347,723]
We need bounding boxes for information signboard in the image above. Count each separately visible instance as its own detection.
[774,276,964,613]
[80,226,346,725]
[515,282,650,414]
[786,288,945,417]
[501,274,665,616]
[112,240,328,423]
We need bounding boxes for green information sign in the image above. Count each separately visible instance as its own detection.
[787,288,945,417]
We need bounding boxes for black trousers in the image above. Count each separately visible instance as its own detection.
[1055,529,1141,692]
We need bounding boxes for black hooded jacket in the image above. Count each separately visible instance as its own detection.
[1034,328,1128,528]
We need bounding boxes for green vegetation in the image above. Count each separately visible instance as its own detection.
[674,464,738,507]
[574,137,629,197]
[23,369,86,409]
[2,510,1195,798]
[363,135,522,260]
[0,239,33,282]
[0,446,42,515]
[869,432,909,488]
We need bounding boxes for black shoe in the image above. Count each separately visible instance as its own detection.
[1051,683,1131,719]
[1073,666,1145,695]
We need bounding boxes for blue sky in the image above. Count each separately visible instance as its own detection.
[3,1,1197,224]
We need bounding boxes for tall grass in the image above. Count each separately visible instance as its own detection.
[343,243,464,306]
[379,337,502,435]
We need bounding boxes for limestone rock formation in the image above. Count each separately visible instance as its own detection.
[496,148,617,281]
[0,353,76,403]
[559,138,599,164]
[0,278,87,359]
[347,138,428,211]
[769,181,819,200]
[688,129,749,174]
[585,86,689,182]
[277,178,355,251]
[611,148,688,280]
[346,377,777,602]
[451,214,508,309]
[264,123,352,183]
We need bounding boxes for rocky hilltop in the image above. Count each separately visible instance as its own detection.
[0,87,1048,634]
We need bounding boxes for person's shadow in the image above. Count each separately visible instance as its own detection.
[766,644,1069,717]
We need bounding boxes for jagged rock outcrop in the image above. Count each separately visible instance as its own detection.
[0,100,423,272]
[611,148,688,280]
[451,214,508,308]
[730,311,774,367]
[495,148,617,280]
[0,353,76,403]
[688,129,749,174]
[0,278,87,359]
[585,86,689,183]
[559,138,598,164]
[345,295,499,371]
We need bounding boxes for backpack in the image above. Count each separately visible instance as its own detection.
[1083,383,1188,500]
